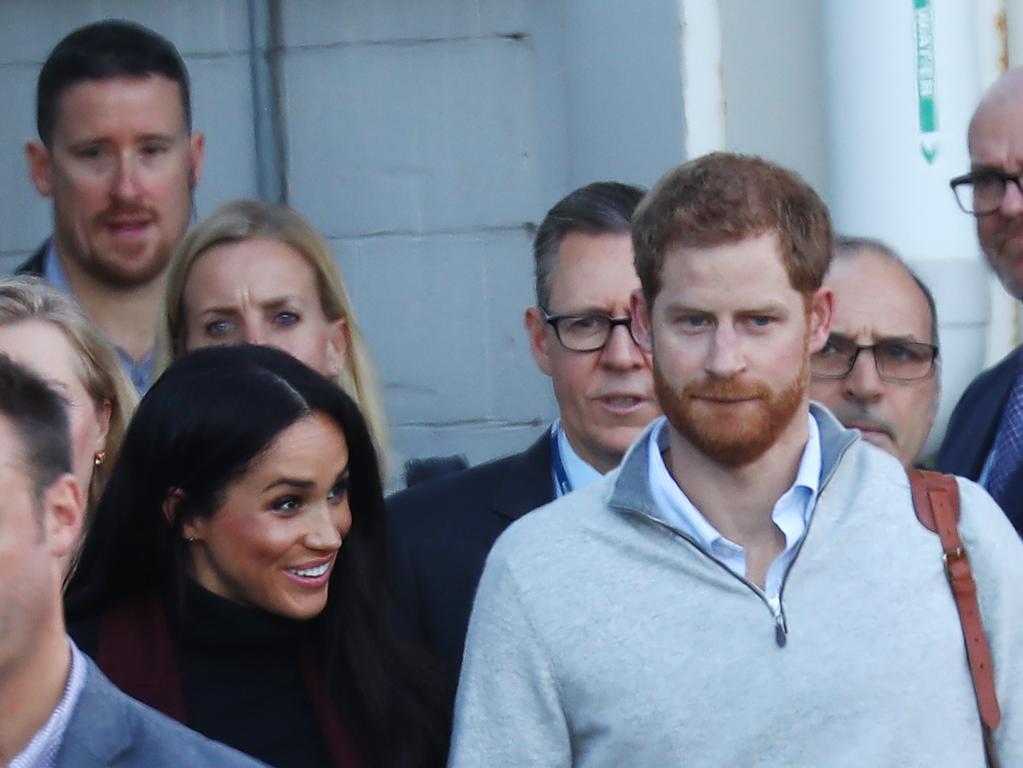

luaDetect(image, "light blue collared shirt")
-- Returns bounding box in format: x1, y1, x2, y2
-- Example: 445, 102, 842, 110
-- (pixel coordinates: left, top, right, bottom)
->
42, 241, 153, 393
9, 639, 88, 768
646, 414, 822, 602
550, 420, 603, 498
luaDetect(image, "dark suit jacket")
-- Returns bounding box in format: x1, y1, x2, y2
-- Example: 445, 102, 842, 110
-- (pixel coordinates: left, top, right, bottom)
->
56, 657, 267, 767
386, 433, 554, 689
16, 240, 46, 275
937, 346, 1023, 531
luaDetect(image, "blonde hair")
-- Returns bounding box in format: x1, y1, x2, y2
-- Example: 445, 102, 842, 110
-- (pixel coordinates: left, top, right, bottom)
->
0, 275, 138, 510
156, 199, 390, 473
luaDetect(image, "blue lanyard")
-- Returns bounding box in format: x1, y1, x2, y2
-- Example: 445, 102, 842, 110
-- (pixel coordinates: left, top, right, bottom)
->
550, 427, 572, 497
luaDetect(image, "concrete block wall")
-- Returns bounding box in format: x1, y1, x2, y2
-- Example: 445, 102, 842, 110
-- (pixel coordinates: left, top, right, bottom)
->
0, 0, 689, 475
280, 1, 561, 470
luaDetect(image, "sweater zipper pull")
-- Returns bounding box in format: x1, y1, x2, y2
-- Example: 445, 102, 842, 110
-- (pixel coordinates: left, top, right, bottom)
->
770, 598, 787, 647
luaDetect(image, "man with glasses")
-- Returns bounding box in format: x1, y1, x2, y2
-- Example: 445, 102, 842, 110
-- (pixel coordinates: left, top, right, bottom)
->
387, 182, 660, 690
810, 237, 940, 467
941, 67, 1023, 526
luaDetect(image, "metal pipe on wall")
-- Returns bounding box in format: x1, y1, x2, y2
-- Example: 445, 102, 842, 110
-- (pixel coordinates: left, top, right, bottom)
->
247, 0, 288, 203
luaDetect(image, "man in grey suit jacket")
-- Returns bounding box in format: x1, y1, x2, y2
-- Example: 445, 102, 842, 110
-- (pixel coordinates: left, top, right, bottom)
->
0, 355, 260, 767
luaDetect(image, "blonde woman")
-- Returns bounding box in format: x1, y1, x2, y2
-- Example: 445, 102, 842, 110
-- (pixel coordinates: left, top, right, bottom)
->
0, 275, 137, 520
156, 200, 389, 471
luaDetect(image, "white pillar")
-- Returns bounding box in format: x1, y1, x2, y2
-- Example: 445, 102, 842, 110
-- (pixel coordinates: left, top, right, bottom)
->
679, 0, 726, 158
821, 0, 997, 455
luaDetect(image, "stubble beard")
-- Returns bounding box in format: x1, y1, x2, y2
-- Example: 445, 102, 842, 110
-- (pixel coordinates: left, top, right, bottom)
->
78, 240, 172, 289
654, 354, 809, 468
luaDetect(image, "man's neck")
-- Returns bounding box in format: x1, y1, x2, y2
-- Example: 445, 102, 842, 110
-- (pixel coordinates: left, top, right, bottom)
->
665, 408, 811, 554
0, 620, 70, 763
56, 250, 164, 362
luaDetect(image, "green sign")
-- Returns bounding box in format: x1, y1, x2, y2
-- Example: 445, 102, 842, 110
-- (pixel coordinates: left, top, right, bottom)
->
915, 0, 938, 164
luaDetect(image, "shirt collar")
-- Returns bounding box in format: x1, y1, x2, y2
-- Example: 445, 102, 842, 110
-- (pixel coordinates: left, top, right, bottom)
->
551, 419, 604, 496
41, 240, 72, 293
42, 242, 153, 393
648, 413, 821, 552
9, 639, 88, 768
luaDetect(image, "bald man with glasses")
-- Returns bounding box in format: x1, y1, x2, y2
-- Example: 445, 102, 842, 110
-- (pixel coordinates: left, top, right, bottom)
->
809, 237, 940, 468
386, 182, 661, 693
940, 67, 1023, 527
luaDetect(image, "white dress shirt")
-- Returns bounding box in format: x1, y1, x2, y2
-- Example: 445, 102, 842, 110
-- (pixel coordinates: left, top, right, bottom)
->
646, 414, 821, 602
550, 420, 603, 497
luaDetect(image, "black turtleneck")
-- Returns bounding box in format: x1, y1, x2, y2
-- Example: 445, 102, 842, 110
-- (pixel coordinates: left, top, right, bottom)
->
173, 581, 332, 768
71, 581, 333, 768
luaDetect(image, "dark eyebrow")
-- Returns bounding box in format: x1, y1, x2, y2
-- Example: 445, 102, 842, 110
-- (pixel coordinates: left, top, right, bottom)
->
262, 478, 315, 493
262, 463, 350, 494
968, 164, 1013, 175
548, 307, 622, 317
875, 334, 930, 345
137, 133, 177, 143
829, 332, 928, 345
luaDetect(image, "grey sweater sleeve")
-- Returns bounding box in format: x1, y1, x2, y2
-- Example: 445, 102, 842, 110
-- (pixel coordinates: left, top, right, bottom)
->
448, 550, 572, 768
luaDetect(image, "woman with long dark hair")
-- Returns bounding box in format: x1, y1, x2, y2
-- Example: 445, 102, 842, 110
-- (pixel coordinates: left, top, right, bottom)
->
65, 345, 446, 767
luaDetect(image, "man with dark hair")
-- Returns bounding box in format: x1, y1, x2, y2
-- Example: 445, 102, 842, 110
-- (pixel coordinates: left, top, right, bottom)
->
22, 20, 205, 392
810, 236, 941, 467
449, 153, 1023, 766
387, 181, 660, 688
941, 67, 1023, 526
0, 355, 263, 768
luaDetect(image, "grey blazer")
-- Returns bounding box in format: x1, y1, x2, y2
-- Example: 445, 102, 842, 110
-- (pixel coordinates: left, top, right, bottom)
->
55, 659, 267, 768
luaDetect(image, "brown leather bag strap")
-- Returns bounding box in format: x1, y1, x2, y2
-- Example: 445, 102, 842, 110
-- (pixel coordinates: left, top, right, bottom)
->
909, 469, 1001, 767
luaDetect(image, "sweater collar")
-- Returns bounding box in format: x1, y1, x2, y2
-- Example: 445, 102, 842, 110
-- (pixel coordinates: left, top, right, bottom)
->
609, 403, 858, 525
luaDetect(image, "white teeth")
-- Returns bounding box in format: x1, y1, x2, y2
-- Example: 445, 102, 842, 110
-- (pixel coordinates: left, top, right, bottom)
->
290, 562, 329, 578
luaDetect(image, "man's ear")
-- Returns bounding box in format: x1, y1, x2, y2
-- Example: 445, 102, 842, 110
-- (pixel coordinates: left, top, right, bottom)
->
629, 289, 654, 353
26, 140, 53, 198
188, 132, 206, 190
807, 286, 834, 353
43, 474, 84, 559
525, 306, 553, 376
325, 317, 349, 379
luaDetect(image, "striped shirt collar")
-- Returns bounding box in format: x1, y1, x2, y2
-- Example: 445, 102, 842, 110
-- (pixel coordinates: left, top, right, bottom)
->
9, 639, 88, 768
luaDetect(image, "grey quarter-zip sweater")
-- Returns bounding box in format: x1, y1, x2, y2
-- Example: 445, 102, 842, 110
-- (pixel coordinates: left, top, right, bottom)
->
448, 405, 1023, 767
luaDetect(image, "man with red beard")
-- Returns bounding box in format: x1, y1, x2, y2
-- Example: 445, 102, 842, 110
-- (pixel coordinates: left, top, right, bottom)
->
449, 153, 1023, 768
21, 21, 204, 392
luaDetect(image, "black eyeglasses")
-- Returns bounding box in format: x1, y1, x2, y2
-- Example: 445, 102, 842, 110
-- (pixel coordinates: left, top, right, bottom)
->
811, 334, 938, 383
542, 309, 638, 352
950, 170, 1023, 215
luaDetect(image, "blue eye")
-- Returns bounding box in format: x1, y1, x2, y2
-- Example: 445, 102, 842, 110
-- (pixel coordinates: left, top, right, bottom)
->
274, 311, 300, 326
205, 319, 233, 337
